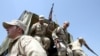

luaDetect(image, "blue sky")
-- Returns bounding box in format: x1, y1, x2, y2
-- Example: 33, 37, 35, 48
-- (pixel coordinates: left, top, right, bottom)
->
0, 0, 100, 56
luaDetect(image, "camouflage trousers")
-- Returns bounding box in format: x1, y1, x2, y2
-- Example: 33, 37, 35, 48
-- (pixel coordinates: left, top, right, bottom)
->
34, 35, 50, 50
67, 47, 73, 56
57, 42, 67, 56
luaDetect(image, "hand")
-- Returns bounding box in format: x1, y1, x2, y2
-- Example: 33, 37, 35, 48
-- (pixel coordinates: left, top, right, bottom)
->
54, 38, 59, 43
54, 38, 61, 49
56, 43, 61, 49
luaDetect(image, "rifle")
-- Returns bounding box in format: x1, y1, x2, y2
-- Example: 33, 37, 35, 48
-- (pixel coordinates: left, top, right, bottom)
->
83, 39, 99, 56
48, 3, 54, 22
47, 3, 55, 34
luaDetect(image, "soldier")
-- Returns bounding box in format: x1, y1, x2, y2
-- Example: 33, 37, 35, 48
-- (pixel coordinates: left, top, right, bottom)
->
30, 15, 51, 51
52, 21, 73, 56
68, 37, 98, 56
1, 20, 47, 56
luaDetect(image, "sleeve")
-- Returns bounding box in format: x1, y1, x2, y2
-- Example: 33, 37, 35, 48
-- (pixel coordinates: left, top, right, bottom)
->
47, 22, 54, 32
44, 23, 48, 30
52, 27, 60, 40
29, 23, 36, 35
45, 23, 48, 27
19, 35, 47, 56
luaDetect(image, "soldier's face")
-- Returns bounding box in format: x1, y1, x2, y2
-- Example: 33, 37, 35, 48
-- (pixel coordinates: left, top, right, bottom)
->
63, 23, 69, 29
39, 20, 44, 24
6, 25, 18, 38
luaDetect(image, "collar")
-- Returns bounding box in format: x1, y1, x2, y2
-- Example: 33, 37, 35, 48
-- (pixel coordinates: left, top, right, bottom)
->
10, 35, 21, 42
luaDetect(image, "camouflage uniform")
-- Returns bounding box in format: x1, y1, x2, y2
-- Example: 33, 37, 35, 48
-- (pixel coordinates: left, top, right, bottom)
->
31, 22, 50, 50
7, 35, 47, 56
69, 39, 86, 56
1, 20, 47, 56
52, 27, 73, 56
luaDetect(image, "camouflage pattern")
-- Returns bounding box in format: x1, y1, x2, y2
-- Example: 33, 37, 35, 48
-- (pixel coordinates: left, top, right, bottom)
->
52, 27, 73, 56
7, 35, 47, 56
0, 10, 74, 56
30, 22, 51, 50
69, 38, 87, 56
